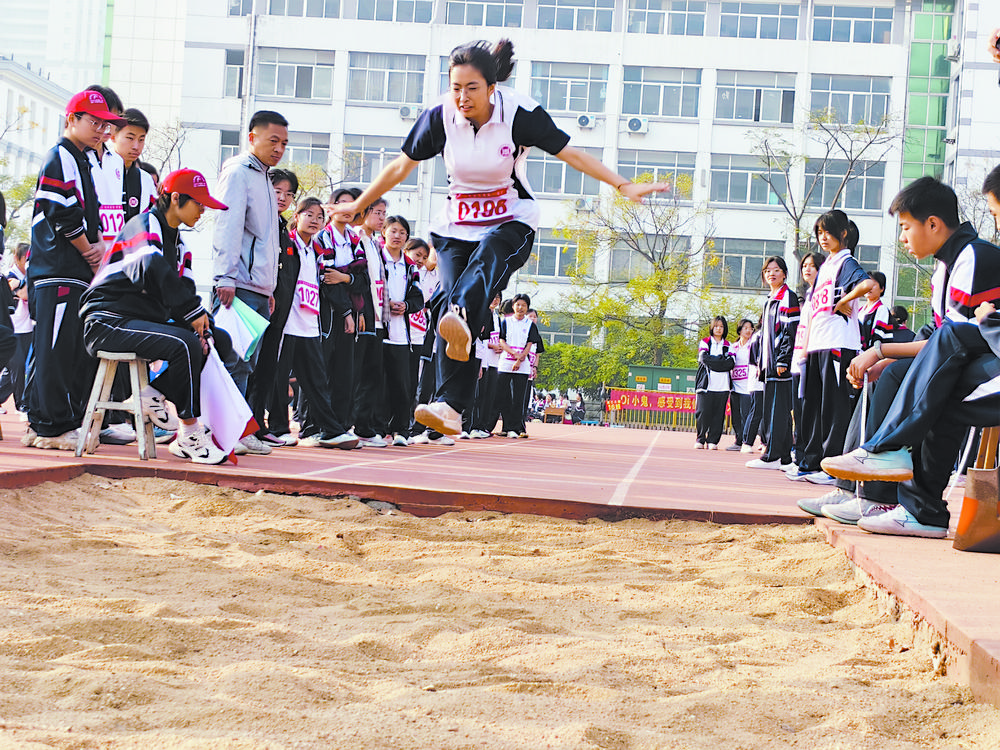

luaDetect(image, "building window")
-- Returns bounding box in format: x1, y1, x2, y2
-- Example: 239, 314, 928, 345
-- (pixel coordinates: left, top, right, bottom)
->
357, 0, 432, 22
523, 229, 578, 278
628, 0, 704, 35
810, 74, 890, 124
537, 0, 614, 32
530, 62, 608, 113
609, 235, 689, 282
439, 57, 450, 96
348, 52, 424, 105
813, 5, 892, 44
257, 48, 334, 100
716, 71, 795, 124
285, 133, 331, 166
229, 0, 253, 14
526, 148, 603, 195
224, 49, 244, 99
617, 150, 696, 187
344, 135, 419, 187
445, 0, 522, 26
220, 130, 240, 164
854, 244, 880, 273
720, 2, 798, 40
622, 66, 700, 118
804, 159, 884, 211
710, 154, 785, 205
268, 0, 341, 16
537, 312, 591, 345
704, 238, 782, 290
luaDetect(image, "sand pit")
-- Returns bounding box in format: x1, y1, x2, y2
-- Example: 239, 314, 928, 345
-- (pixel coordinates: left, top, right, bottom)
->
0, 475, 998, 749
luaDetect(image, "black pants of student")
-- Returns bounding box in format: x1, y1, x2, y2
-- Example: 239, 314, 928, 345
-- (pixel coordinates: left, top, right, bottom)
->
473, 365, 498, 433
0, 331, 31, 410
246, 296, 293, 437
430, 221, 535, 416
792, 373, 804, 457
863, 322, 1000, 527
798, 349, 856, 473
353, 331, 386, 438
381, 341, 412, 437
327, 325, 357, 429
742, 389, 763, 446
498, 371, 530, 435
0, 327, 16, 392
275, 334, 348, 438
761, 378, 794, 464
82, 315, 204, 420
25, 282, 95, 437
729, 391, 752, 447
695, 390, 728, 445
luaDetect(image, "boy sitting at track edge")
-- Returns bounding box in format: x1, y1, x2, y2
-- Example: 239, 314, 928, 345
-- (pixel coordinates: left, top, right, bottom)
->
820, 174, 1000, 538
80, 168, 231, 465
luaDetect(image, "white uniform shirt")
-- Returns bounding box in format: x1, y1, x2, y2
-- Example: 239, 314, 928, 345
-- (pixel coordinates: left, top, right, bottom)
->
730, 339, 752, 396
88, 148, 126, 242
806, 249, 869, 354
359, 232, 385, 331
498, 315, 538, 375
383, 250, 408, 345
283, 234, 321, 338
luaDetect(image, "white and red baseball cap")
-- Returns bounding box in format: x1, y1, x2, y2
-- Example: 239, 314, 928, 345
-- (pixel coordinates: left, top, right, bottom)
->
65, 90, 126, 124
160, 169, 228, 210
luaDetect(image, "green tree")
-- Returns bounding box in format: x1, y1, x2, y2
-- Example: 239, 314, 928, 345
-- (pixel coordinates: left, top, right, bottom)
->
558, 173, 717, 367
534, 342, 628, 397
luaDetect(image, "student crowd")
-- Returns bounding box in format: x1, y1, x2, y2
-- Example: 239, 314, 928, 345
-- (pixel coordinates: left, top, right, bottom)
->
695, 177, 1000, 540
2, 83, 549, 467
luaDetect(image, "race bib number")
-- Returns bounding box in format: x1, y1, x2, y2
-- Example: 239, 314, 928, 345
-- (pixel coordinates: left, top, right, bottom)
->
375, 280, 385, 307
451, 188, 513, 226
811, 281, 833, 314
489, 331, 500, 346
504, 345, 524, 361
409, 308, 428, 333
732, 365, 748, 380
296, 280, 320, 314
99, 204, 125, 239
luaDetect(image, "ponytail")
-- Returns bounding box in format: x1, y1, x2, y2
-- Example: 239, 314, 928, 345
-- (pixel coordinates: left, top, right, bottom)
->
449, 38, 515, 85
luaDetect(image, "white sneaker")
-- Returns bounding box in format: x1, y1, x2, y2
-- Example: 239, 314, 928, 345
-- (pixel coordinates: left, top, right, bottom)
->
458, 431, 471, 440
298, 434, 321, 448
141, 387, 179, 430
235, 434, 272, 455
745, 457, 791, 470
437, 307, 471, 362
693, 441, 704, 449
274, 433, 298, 446
408, 432, 430, 445
797, 487, 854, 518
506, 431, 519, 439
739, 444, 753, 454
99, 423, 137, 445
392, 434, 409, 446
822, 496, 887, 525
707, 443, 718, 450
857, 504, 948, 538
318, 432, 361, 450
804, 471, 837, 485
359, 435, 389, 448
428, 434, 455, 446
168, 425, 227, 464
822, 447, 914, 482
414, 401, 462, 435
470, 429, 490, 439
33, 429, 79, 451
21, 426, 38, 447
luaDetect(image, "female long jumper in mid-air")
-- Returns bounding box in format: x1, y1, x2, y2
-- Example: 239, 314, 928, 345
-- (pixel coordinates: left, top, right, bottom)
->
336, 38, 669, 435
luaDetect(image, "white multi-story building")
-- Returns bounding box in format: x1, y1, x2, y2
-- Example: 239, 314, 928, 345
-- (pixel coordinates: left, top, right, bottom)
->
169, 1, 996, 341
0, 56, 73, 179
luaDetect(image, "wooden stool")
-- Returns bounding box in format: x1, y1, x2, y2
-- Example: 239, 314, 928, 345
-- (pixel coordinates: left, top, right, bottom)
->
76, 351, 156, 460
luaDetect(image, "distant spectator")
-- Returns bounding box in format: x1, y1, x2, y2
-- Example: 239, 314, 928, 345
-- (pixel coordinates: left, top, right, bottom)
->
890, 305, 916, 343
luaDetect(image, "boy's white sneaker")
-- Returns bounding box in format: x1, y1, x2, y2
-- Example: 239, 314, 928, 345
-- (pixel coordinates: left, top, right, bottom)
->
169, 425, 227, 464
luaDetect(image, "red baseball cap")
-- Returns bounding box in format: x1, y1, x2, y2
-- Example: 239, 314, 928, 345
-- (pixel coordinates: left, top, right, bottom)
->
160, 169, 228, 210
65, 90, 126, 124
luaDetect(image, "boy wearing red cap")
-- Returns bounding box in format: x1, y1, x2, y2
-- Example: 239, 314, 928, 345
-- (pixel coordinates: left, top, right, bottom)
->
80, 169, 232, 464
24, 89, 126, 450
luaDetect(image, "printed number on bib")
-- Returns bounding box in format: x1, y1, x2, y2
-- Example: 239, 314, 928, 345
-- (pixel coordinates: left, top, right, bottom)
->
409, 308, 428, 333
100, 205, 125, 239
732, 365, 748, 380
452, 188, 512, 226
375, 280, 385, 307
812, 282, 833, 314
296, 280, 320, 314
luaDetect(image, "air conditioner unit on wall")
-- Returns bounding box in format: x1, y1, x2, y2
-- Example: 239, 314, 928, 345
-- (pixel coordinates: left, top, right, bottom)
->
573, 197, 593, 211
577, 114, 596, 129
399, 105, 422, 120
945, 36, 961, 62
626, 117, 648, 134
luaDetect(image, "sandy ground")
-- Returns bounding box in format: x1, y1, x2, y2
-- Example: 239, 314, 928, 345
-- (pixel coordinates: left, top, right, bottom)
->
0, 475, 998, 749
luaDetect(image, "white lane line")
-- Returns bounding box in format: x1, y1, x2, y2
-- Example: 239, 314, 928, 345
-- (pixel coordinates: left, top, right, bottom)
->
608, 431, 661, 506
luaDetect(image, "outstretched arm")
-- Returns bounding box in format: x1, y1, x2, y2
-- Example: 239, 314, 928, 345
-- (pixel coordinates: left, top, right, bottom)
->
554, 145, 670, 203
334, 153, 420, 218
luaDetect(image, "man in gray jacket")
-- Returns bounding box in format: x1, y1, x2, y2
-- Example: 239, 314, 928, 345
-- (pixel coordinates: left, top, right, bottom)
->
212, 109, 288, 455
